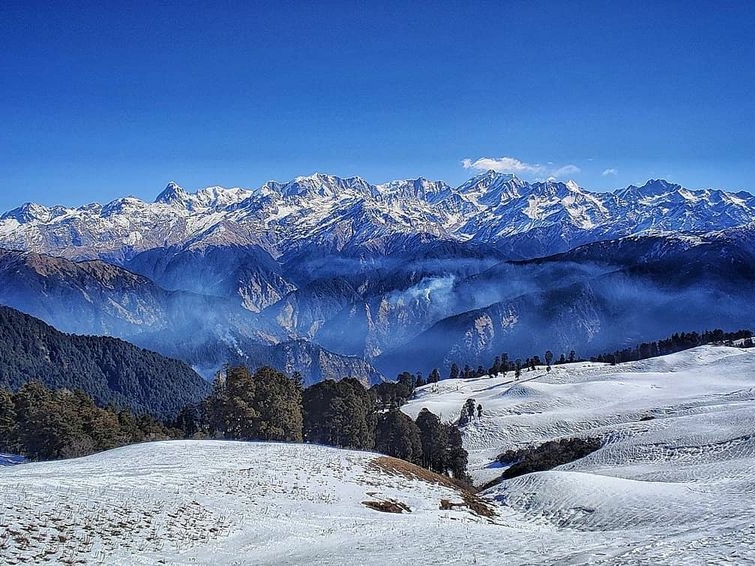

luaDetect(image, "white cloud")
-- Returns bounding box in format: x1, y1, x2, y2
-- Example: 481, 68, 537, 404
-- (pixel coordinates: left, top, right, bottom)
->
462, 156, 546, 175
551, 164, 581, 177
602, 168, 618, 176
462, 156, 580, 179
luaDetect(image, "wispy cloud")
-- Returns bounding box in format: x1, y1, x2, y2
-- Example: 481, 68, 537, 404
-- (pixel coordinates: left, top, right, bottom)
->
602, 168, 618, 176
552, 164, 581, 177
462, 156, 580, 179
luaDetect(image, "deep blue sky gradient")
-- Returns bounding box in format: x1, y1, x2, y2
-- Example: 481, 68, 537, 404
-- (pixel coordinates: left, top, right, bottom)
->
1, 0, 754, 209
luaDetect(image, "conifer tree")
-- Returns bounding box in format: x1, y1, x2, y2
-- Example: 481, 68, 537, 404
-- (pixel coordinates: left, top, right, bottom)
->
489, 355, 501, 376
375, 410, 423, 464
205, 366, 302, 442
303, 378, 375, 449
449, 363, 460, 380
0, 389, 17, 453
415, 408, 444, 472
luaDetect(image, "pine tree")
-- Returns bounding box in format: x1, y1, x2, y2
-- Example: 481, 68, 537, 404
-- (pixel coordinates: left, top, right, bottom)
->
396, 372, 415, 399
428, 368, 441, 384
249, 366, 303, 442
205, 366, 259, 440
449, 363, 460, 380
0, 389, 17, 453
303, 378, 375, 449
375, 410, 423, 464
445, 426, 469, 482
458, 398, 476, 426
489, 355, 501, 375
415, 408, 444, 471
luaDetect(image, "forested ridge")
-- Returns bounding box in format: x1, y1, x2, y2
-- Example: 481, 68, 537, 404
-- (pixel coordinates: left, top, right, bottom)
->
0, 306, 209, 419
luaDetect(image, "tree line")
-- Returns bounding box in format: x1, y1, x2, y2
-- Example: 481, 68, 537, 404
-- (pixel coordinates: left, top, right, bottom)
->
591, 329, 754, 365
403, 348, 579, 388
401, 328, 754, 384
0, 381, 177, 461
2, 366, 469, 482
200, 366, 469, 481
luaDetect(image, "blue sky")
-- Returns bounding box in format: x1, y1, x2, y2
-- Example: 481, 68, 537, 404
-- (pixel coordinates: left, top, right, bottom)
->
1, 0, 754, 210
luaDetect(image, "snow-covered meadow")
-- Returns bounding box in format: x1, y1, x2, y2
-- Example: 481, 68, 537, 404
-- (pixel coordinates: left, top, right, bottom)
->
405, 345, 755, 562
2, 345, 754, 564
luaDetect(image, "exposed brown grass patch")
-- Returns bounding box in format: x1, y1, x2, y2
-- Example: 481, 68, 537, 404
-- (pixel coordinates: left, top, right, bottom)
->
369, 456, 496, 519
362, 499, 411, 513
440, 498, 465, 510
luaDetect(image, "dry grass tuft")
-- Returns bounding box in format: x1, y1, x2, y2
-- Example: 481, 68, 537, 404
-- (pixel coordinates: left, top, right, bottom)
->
369, 456, 496, 519
362, 500, 411, 513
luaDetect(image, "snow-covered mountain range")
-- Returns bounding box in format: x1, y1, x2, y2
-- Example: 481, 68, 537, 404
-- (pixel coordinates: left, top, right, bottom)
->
2, 172, 753, 262
0, 172, 753, 381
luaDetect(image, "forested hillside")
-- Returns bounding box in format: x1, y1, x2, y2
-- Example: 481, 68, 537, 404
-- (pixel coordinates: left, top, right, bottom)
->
0, 306, 209, 418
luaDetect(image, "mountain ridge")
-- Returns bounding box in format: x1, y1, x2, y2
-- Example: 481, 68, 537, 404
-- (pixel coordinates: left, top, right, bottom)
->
1, 173, 753, 383
2, 172, 753, 263
0, 305, 209, 418
0, 248, 386, 385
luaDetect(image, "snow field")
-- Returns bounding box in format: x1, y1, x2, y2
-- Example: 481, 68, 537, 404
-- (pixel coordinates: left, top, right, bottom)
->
404, 345, 755, 563
1, 345, 754, 564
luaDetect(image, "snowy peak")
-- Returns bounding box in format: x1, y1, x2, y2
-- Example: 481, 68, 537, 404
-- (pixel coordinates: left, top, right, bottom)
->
154, 181, 189, 205
154, 182, 253, 211
640, 178, 681, 194
100, 196, 149, 217
275, 173, 376, 199
0, 172, 753, 261
456, 171, 524, 206
1, 202, 54, 223
615, 179, 682, 201
377, 177, 452, 203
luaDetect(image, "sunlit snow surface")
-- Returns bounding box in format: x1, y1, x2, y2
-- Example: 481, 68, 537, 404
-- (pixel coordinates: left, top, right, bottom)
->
404, 345, 755, 563
2, 346, 755, 564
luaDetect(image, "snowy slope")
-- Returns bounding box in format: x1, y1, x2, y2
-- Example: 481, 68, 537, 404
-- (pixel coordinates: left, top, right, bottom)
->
2, 346, 754, 565
0, 441, 552, 565
403, 345, 755, 563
